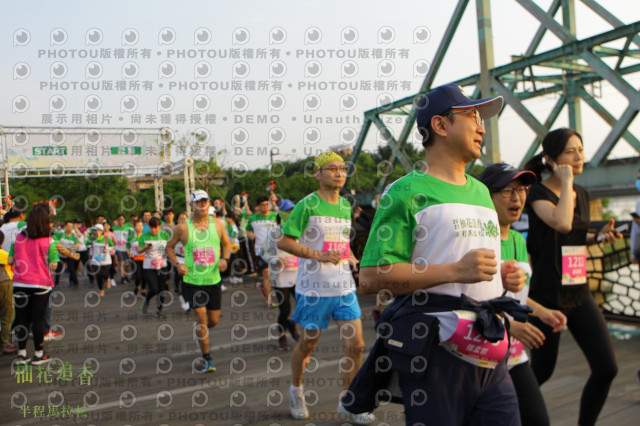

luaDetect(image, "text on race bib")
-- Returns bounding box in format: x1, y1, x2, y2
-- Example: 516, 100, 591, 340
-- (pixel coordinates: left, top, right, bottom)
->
561, 245, 587, 285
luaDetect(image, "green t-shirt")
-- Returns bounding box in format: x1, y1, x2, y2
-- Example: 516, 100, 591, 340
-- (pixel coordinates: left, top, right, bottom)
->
127, 232, 145, 257
246, 212, 278, 256
361, 170, 503, 300
112, 225, 131, 252
281, 192, 354, 297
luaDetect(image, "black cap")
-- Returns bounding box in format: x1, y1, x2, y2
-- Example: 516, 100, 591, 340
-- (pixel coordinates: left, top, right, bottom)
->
478, 163, 536, 192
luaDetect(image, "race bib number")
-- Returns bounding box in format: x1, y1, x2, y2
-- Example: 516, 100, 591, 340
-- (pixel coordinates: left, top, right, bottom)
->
561, 245, 587, 285
322, 241, 349, 260
508, 336, 524, 364
150, 257, 166, 269
193, 246, 216, 266
441, 310, 509, 369
282, 255, 299, 270
93, 243, 106, 262
147, 241, 167, 269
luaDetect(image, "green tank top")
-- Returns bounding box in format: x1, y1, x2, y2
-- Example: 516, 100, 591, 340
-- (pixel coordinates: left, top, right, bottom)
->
183, 217, 221, 286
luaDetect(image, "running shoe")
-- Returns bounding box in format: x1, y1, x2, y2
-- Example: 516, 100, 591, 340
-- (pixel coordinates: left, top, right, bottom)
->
205, 358, 216, 372
221, 284, 227, 293
30, 353, 49, 366
288, 323, 300, 342
257, 282, 266, 298
2, 342, 17, 354
289, 387, 309, 420
337, 399, 376, 425
44, 330, 62, 341
16, 354, 29, 365
179, 295, 190, 312
278, 335, 290, 351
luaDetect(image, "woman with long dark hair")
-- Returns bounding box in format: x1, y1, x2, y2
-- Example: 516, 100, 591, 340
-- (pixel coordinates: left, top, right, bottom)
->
524, 128, 620, 426
8, 205, 59, 365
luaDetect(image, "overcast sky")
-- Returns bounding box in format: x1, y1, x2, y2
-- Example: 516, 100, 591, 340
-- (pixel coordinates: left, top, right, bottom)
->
1, 0, 639, 172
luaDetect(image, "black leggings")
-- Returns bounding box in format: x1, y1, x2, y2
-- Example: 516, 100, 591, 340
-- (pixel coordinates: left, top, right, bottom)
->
78, 250, 92, 283
144, 268, 170, 311
13, 288, 51, 351
94, 265, 111, 291
529, 294, 618, 426
109, 255, 117, 279
54, 257, 78, 287
133, 260, 146, 292
273, 286, 295, 334
508, 361, 549, 426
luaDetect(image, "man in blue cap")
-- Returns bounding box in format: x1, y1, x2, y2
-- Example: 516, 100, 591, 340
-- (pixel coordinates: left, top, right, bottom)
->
340, 83, 528, 425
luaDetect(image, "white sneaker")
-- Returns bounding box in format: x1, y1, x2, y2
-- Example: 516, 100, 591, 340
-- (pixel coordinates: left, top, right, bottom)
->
110, 279, 117, 287
179, 295, 190, 312
289, 387, 309, 420
220, 284, 227, 292
337, 400, 376, 425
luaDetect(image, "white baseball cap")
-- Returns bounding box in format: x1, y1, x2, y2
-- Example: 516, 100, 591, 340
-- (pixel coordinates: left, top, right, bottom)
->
190, 190, 210, 203
93, 224, 104, 231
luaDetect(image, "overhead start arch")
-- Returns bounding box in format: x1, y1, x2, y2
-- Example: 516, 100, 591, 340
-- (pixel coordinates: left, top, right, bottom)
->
0, 126, 195, 212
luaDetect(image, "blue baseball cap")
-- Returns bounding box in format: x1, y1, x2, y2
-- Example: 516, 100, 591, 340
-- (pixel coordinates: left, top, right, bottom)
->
416, 83, 504, 131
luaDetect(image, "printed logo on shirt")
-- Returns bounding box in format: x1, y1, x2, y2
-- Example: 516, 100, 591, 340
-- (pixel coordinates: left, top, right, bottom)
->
452, 218, 499, 238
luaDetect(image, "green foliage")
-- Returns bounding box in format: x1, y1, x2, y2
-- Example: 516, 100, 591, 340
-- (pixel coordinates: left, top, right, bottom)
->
10, 175, 133, 224
7, 145, 429, 220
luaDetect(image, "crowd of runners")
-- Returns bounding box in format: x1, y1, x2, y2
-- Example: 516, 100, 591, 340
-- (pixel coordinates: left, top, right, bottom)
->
0, 83, 633, 425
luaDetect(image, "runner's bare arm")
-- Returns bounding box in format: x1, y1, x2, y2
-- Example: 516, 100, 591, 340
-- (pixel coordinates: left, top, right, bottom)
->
216, 218, 231, 272
277, 234, 340, 264
56, 243, 72, 257
216, 219, 231, 260
359, 249, 498, 295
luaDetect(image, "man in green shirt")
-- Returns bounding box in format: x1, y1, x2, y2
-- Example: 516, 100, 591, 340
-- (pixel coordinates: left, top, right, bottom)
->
278, 152, 364, 421
247, 195, 278, 308
167, 190, 231, 372
113, 214, 132, 285
342, 83, 527, 425
53, 220, 80, 288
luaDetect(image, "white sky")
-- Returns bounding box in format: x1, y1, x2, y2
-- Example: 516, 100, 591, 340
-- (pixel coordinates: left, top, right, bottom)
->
1, 0, 639, 171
